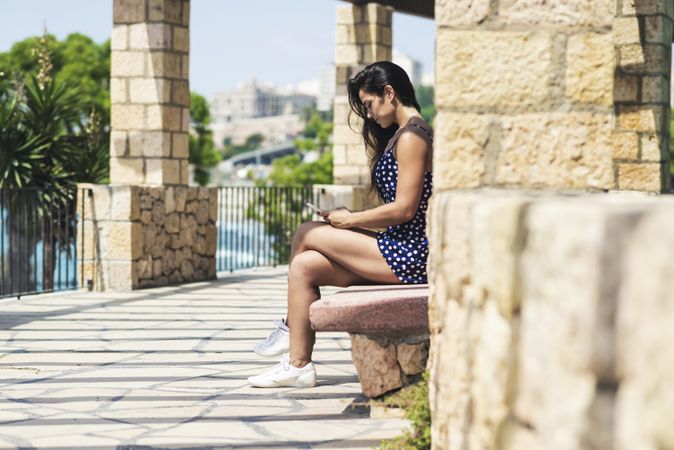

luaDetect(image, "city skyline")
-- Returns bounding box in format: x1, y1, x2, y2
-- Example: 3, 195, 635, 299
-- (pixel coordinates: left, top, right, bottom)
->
0, 0, 435, 98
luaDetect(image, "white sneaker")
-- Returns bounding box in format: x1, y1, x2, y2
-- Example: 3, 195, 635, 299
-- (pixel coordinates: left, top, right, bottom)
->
247, 354, 317, 388
254, 319, 290, 357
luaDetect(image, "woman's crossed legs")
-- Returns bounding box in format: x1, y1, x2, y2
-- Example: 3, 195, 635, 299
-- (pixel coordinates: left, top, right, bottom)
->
247, 221, 401, 388
287, 221, 401, 367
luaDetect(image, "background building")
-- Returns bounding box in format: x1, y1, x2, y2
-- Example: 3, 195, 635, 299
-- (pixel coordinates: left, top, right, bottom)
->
210, 114, 305, 148
211, 80, 315, 124
210, 80, 316, 147
393, 51, 422, 86
317, 66, 336, 112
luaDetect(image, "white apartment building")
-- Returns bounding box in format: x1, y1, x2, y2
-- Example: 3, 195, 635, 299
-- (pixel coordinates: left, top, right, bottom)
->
209, 80, 316, 149
211, 80, 315, 125
317, 66, 336, 112
393, 51, 422, 86
211, 114, 305, 148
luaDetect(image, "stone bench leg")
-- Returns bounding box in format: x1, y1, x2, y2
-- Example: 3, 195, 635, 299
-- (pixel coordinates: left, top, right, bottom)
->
349, 333, 429, 398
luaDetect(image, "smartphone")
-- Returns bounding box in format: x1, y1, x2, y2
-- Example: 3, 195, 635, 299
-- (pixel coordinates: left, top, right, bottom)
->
306, 202, 322, 215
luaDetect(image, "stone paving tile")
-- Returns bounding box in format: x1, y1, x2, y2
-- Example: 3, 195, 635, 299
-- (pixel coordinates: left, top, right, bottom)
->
0, 266, 408, 449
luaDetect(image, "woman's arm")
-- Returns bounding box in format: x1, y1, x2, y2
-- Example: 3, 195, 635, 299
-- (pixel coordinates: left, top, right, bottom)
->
325, 130, 429, 229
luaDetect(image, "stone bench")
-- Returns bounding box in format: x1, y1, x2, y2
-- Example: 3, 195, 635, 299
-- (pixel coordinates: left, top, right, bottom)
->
309, 284, 429, 397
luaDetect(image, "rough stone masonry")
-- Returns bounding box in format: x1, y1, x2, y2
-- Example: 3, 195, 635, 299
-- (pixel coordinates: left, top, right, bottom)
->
428, 0, 674, 448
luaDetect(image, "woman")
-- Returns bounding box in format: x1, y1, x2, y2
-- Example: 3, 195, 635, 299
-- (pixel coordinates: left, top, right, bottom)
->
247, 61, 433, 388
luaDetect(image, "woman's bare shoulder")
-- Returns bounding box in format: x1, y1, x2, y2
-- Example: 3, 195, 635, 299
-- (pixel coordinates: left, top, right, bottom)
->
396, 127, 431, 152
395, 131, 430, 165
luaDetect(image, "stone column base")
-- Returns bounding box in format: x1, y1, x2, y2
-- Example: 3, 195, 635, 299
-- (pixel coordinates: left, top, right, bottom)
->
350, 333, 429, 398
78, 184, 217, 291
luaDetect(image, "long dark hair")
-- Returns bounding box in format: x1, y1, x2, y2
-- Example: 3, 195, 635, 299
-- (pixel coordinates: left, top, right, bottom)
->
347, 61, 421, 197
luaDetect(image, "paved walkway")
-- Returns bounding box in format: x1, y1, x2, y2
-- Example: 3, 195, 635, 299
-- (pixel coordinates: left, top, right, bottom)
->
0, 267, 408, 449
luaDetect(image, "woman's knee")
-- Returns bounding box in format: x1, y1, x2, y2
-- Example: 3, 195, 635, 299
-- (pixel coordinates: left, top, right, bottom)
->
292, 221, 327, 250
288, 250, 325, 282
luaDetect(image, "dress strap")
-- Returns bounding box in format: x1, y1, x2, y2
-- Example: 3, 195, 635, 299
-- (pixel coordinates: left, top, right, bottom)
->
406, 122, 433, 143
385, 117, 433, 151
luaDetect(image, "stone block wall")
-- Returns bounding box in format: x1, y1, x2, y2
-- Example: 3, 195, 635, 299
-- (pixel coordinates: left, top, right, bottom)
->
427, 190, 674, 450
434, 0, 673, 192
614, 1, 673, 190
428, 0, 674, 447
110, 0, 191, 185
78, 184, 216, 290
333, 3, 393, 186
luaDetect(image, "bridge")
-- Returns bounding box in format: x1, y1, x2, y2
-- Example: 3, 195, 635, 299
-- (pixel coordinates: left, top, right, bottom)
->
228, 143, 299, 166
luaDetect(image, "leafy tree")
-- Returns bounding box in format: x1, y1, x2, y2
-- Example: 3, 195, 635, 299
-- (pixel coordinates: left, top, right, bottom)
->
244, 133, 264, 149
0, 33, 109, 293
303, 112, 323, 139
415, 84, 435, 125
293, 137, 317, 153
300, 110, 333, 154
0, 32, 107, 189
266, 152, 333, 187
0, 91, 49, 188
221, 133, 266, 160
190, 91, 211, 125
0, 32, 110, 124
189, 92, 220, 186
245, 112, 333, 263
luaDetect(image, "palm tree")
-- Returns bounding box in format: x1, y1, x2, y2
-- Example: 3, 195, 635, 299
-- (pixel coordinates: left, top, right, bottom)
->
0, 33, 109, 296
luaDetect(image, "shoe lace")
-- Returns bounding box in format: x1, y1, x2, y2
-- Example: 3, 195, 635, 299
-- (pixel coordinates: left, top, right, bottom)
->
281, 354, 290, 371
262, 320, 285, 345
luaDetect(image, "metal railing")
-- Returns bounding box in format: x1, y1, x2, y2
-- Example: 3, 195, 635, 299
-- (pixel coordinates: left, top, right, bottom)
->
216, 186, 319, 272
0, 187, 90, 299
1, 185, 319, 297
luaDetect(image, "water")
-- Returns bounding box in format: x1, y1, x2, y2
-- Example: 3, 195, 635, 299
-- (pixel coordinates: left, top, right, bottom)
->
1, 203, 283, 296
216, 219, 278, 272
0, 205, 78, 296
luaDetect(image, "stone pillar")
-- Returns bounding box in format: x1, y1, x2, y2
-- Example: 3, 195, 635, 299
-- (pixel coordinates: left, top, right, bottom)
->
429, 1, 674, 449
427, 191, 674, 450
324, 3, 392, 211
110, 0, 190, 185
614, 2, 673, 191
433, 0, 672, 193
77, 0, 217, 291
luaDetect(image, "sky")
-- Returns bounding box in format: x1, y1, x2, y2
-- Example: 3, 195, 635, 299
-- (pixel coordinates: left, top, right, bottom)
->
0, 0, 435, 98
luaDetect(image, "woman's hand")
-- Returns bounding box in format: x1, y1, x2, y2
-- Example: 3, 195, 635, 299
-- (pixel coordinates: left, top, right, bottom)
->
320, 206, 353, 229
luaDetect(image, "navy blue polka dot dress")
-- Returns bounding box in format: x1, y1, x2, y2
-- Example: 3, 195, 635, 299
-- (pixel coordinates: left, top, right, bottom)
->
374, 116, 433, 284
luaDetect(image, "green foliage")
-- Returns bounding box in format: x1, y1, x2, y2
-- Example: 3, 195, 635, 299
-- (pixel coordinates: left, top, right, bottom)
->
0, 91, 50, 188
190, 91, 211, 125
301, 110, 333, 151
0, 31, 110, 188
249, 152, 331, 262
189, 92, 221, 186
0, 33, 109, 189
294, 137, 317, 152
1, 31, 109, 292
264, 109, 334, 187
245, 186, 315, 264
221, 133, 266, 160
265, 151, 333, 187
0, 32, 110, 124
0, 33, 104, 291
379, 371, 431, 450
246, 109, 333, 263
66, 108, 110, 184
415, 85, 436, 126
